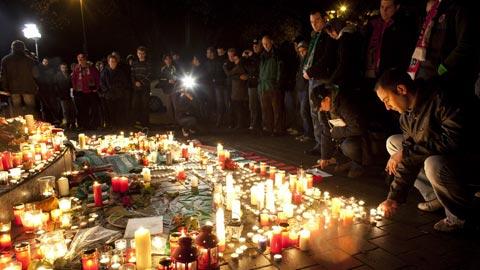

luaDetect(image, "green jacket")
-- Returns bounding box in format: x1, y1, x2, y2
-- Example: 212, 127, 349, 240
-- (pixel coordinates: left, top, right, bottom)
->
258, 50, 282, 93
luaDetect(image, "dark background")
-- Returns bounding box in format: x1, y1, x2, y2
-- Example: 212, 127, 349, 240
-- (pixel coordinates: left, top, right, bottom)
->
0, 0, 422, 67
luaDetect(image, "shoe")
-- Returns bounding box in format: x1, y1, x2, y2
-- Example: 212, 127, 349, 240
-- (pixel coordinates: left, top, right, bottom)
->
305, 148, 321, 156
334, 161, 351, 173
433, 217, 465, 233
347, 166, 365, 178
417, 199, 443, 212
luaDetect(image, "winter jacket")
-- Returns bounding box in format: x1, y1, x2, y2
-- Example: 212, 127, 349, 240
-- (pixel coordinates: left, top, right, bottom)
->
54, 71, 72, 100
319, 89, 367, 160
243, 53, 261, 88
71, 64, 100, 94
364, 13, 417, 78
224, 62, 248, 101
294, 57, 308, 93
388, 83, 478, 203
159, 65, 177, 94
100, 67, 132, 100
303, 31, 337, 80
205, 58, 226, 87
258, 50, 283, 93
0, 50, 38, 94
131, 59, 152, 92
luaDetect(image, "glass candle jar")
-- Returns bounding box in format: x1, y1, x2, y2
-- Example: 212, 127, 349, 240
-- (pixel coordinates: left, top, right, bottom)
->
14, 242, 31, 270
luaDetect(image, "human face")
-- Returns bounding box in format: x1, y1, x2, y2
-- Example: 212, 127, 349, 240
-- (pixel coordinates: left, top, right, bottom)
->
253, 43, 262, 54
137, 50, 146, 61
227, 51, 236, 62
233, 55, 240, 64
164, 56, 173, 66
42, 58, 49, 66
108, 57, 118, 69
77, 54, 87, 66
60, 64, 68, 73
298, 47, 308, 58
375, 85, 409, 113
310, 12, 326, 32
380, 0, 399, 22
319, 97, 331, 112
262, 37, 273, 52
217, 48, 225, 56
192, 56, 200, 66
206, 49, 215, 59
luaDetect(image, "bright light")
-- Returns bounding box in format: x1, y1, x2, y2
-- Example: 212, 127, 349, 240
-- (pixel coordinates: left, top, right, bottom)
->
22, 24, 41, 39
181, 75, 196, 89
339, 5, 347, 12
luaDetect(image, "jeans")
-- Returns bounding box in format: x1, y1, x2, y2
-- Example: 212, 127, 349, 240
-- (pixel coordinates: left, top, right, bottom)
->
284, 90, 300, 130
60, 99, 76, 127
232, 100, 248, 128
73, 91, 101, 129
308, 79, 323, 149
106, 97, 129, 127
387, 135, 436, 201
214, 84, 228, 124
248, 88, 261, 129
260, 90, 284, 133
338, 137, 363, 168
11, 94, 37, 117
131, 90, 149, 125
298, 90, 313, 137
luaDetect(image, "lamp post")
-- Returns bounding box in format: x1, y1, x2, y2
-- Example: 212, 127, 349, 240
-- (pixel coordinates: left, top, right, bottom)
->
79, 0, 88, 54
22, 24, 41, 58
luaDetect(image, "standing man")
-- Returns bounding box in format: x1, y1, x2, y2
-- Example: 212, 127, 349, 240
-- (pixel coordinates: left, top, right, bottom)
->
243, 39, 263, 131
258, 35, 283, 136
0, 40, 38, 117
54, 63, 75, 129
36, 57, 60, 123
131, 46, 152, 127
159, 54, 178, 123
303, 9, 337, 155
205, 47, 227, 127
375, 69, 479, 232
71, 53, 101, 130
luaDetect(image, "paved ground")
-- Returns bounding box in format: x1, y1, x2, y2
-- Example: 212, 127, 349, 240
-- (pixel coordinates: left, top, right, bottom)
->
71, 124, 480, 270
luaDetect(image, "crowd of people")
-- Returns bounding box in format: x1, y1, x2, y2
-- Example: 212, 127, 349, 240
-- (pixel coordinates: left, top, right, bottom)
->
1, 0, 479, 232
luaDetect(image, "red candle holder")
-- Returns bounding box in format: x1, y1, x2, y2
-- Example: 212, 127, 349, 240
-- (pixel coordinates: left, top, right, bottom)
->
93, 182, 103, 207
14, 242, 31, 270
270, 227, 282, 254
13, 204, 24, 226
81, 248, 99, 270
292, 192, 302, 205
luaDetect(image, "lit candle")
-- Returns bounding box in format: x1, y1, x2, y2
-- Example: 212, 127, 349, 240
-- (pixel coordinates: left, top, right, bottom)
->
60, 214, 71, 229
216, 143, 223, 157
269, 166, 276, 180
0, 233, 12, 249
93, 182, 103, 207
134, 227, 152, 270
299, 229, 310, 251
78, 133, 86, 149
288, 230, 298, 247
224, 150, 230, 160
343, 206, 354, 226
57, 177, 70, 197
13, 204, 24, 226
50, 209, 62, 222
270, 226, 282, 254
141, 168, 151, 187
4, 261, 22, 270
58, 197, 72, 212
81, 249, 99, 270
14, 242, 31, 270
331, 198, 342, 217
283, 203, 294, 218
215, 208, 226, 251
152, 236, 166, 254
259, 162, 267, 176
259, 212, 270, 227
25, 114, 35, 133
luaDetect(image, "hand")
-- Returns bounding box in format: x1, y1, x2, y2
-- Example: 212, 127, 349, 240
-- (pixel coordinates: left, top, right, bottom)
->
135, 81, 142, 87
385, 150, 402, 175
318, 157, 336, 169
303, 71, 310, 80
168, 79, 175, 84
240, 74, 248, 80
378, 199, 398, 218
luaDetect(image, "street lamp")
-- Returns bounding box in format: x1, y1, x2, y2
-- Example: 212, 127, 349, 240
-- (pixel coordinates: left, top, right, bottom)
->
22, 23, 41, 58
79, 0, 88, 54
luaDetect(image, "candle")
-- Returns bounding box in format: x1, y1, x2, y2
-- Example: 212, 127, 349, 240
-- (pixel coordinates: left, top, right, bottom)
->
114, 239, 127, 251
283, 203, 294, 218
289, 230, 298, 247
141, 168, 151, 187
299, 229, 310, 251
258, 236, 267, 252
224, 150, 230, 160
58, 197, 72, 212
0, 233, 12, 249
273, 254, 282, 262
343, 206, 354, 226
0, 222, 10, 233
152, 236, 166, 254
259, 162, 267, 176
21, 210, 43, 233
93, 182, 103, 207
25, 115, 35, 133
216, 143, 223, 156
81, 249, 99, 270
270, 226, 282, 254
14, 242, 31, 270
60, 214, 71, 229
231, 199, 241, 219
57, 177, 69, 197
135, 227, 152, 270
215, 208, 225, 251
269, 166, 276, 180
259, 212, 270, 227
292, 191, 302, 205
50, 209, 62, 222
4, 261, 22, 270
206, 165, 213, 175
78, 133, 86, 149
331, 198, 342, 217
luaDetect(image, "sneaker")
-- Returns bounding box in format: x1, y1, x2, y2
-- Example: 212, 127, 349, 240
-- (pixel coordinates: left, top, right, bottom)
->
347, 166, 365, 178
433, 217, 465, 233
417, 199, 443, 212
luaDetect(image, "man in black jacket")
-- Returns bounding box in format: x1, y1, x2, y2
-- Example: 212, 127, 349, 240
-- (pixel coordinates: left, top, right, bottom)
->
54, 63, 75, 129
303, 9, 337, 155
205, 47, 227, 127
131, 46, 152, 127
0, 40, 38, 117
313, 84, 366, 178
243, 39, 263, 131
376, 69, 480, 232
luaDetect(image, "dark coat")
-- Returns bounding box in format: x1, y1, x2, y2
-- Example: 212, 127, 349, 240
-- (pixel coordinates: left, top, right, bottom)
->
294, 57, 308, 93
320, 90, 367, 160
364, 13, 417, 77
224, 62, 248, 101
54, 71, 72, 100
100, 67, 132, 100
131, 59, 153, 91
388, 83, 479, 203
243, 53, 261, 88
205, 58, 226, 86
304, 31, 337, 80
258, 49, 283, 93
0, 50, 38, 94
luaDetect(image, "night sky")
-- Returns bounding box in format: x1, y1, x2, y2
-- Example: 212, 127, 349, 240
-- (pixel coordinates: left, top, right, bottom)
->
1, 0, 420, 67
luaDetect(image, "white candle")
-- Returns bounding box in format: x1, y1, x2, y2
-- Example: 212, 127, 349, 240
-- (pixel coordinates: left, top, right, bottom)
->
224, 150, 230, 159
217, 143, 223, 156
232, 199, 241, 219
283, 203, 294, 218
216, 208, 226, 248
78, 133, 86, 149
135, 227, 152, 270
58, 197, 72, 212
57, 177, 70, 197
299, 229, 310, 251
191, 177, 199, 188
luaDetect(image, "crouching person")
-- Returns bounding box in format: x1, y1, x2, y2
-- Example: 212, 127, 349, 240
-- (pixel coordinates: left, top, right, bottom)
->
313, 84, 367, 178
173, 89, 199, 137
376, 69, 480, 232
